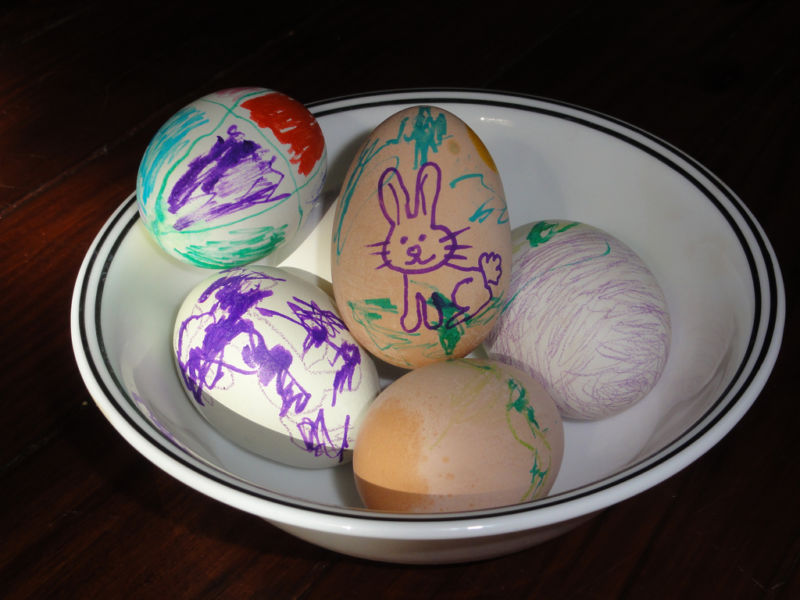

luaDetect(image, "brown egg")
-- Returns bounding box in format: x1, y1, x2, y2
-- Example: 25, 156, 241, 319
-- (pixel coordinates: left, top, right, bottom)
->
352, 359, 564, 513
331, 105, 511, 368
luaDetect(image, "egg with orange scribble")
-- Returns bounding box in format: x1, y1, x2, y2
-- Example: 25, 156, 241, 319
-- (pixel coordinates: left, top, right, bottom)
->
352, 358, 564, 513
330, 105, 511, 369
137, 87, 327, 268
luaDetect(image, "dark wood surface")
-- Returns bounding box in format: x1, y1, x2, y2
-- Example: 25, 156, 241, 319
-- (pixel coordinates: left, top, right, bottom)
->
1, 1, 797, 597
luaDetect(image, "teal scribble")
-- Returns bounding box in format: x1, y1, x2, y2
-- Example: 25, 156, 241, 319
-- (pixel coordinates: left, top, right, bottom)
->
469, 202, 494, 223
138, 106, 209, 215
450, 172, 488, 189
526, 221, 579, 247
143, 89, 266, 234
468, 200, 509, 225
449, 173, 508, 225
333, 119, 408, 258
404, 106, 448, 169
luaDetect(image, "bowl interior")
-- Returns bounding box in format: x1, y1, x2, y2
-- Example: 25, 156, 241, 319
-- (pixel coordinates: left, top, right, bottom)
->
82, 93, 768, 518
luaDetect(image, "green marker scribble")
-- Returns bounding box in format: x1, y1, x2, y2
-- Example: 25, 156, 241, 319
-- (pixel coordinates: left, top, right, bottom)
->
527, 455, 548, 501
364, 297, 397, 311
346, 298, 426, 368
428, 292, 463, 355
360, 297, 398, 323
346, 270, 505, 362
176, 224, 287, 268
414, 279, 492, 356
507, 379, 539, 429
526, 221, 579, 247
505, 377, 552, 502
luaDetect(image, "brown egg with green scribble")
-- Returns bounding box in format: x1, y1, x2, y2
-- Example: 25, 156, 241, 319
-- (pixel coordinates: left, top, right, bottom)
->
353, 359, 564, 513
330, 105, 511, 368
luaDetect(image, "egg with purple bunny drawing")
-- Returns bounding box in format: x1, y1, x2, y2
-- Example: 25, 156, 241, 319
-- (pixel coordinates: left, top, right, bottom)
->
330, 105, 511, 369
173, 265, 380, 468
485, 221, 671, 420
137, 88, 327, 269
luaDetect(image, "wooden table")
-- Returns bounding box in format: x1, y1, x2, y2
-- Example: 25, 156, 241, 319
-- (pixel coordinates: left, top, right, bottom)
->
1, 1, 796, 597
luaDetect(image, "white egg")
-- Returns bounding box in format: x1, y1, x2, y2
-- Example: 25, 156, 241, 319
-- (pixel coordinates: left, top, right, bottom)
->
138, 87, 327, 268
173, 265, 379, 467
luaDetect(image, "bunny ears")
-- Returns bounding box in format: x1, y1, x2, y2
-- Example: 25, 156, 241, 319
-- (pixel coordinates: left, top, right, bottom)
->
378, 161, 442, 226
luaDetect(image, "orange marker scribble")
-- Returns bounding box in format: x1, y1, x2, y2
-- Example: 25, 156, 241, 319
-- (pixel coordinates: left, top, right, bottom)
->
466, 126, 497, 173
241, 92, 324, 176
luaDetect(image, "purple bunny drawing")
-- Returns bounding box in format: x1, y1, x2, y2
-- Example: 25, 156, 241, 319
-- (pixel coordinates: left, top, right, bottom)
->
369, 161, 503, 334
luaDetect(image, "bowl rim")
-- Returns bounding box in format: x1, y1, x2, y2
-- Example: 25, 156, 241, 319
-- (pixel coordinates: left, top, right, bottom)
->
70, 88, 785, 537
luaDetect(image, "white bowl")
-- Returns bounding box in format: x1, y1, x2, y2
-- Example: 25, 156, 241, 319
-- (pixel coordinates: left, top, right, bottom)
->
71, 89, 785, 564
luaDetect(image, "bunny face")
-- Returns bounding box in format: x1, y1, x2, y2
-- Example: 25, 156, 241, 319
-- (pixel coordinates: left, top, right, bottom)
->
380, 224, 458, 274
372, 162, 466, 275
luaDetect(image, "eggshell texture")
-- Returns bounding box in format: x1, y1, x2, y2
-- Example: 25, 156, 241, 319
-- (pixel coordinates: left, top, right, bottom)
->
353, 358, 564, 513
485, 220, 671, 420
138, 87, 327, 268
173, 265, 379, 468
331, 105, 511, 368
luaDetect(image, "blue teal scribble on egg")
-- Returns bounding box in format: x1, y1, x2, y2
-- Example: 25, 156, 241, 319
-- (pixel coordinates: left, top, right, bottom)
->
137, 87, 327, 268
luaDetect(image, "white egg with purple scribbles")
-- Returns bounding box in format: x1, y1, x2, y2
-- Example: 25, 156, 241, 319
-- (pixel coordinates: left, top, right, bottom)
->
173, 265, 380, 467
137, 88, 327, 269
485, 221, 671, 420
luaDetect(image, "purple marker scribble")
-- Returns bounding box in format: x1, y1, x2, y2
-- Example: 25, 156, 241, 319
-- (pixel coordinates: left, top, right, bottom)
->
176, 269, 281, 404
298, 411, 351, 459
175, 268, 363, 460
257, 296, 362, 407
486, 223, 671, 420
367, 161, 503, 333
168, 124, 291, 230
241, 337, 312, 419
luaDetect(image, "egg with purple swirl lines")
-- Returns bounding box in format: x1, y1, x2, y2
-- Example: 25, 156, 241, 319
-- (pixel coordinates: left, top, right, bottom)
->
485, 221, 671, 420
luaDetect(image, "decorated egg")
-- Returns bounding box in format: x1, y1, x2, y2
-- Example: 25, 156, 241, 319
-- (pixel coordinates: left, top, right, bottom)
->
138, 87, 327, 268
173, 265, 379, 468
353, 358, 564, 513
485, 220, 671, 420
330, 105, 511, 368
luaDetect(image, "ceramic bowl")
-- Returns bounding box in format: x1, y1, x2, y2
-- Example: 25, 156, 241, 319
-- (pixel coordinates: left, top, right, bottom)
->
71, 89, 784, 564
